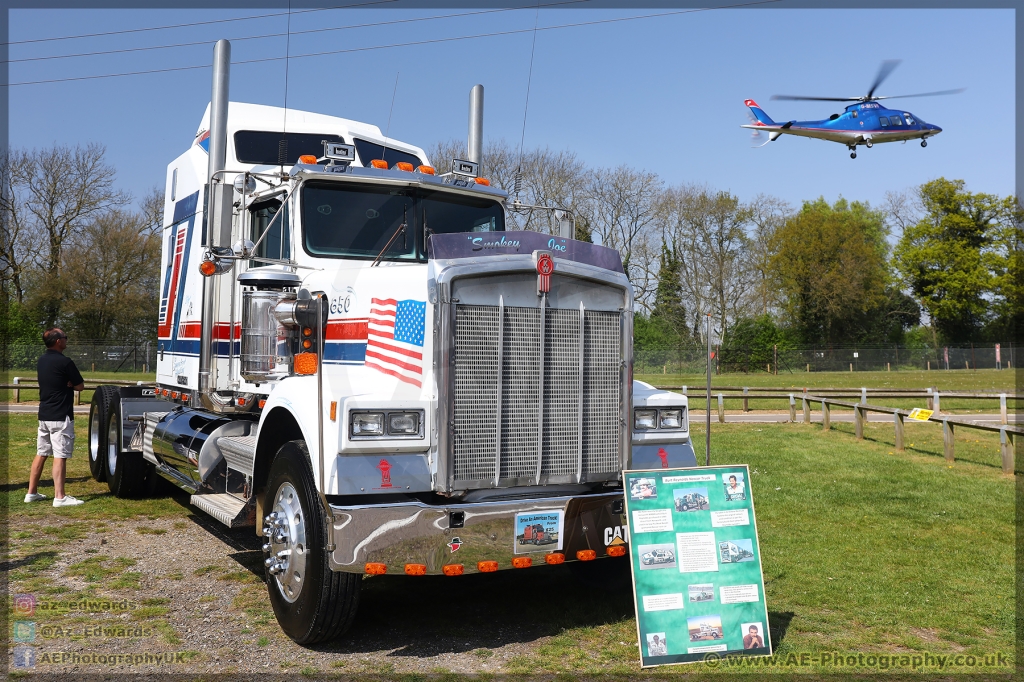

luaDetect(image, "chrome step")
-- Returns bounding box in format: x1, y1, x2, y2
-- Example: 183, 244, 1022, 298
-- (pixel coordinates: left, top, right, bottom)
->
190, 492, 254, 528
219, 435, 257, 478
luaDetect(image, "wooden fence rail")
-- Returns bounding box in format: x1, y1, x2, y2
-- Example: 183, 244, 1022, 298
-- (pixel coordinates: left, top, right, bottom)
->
2, 379, 151, 405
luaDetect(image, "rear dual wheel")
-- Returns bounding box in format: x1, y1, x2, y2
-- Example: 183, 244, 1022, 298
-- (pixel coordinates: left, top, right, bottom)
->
90, 385, 152, 497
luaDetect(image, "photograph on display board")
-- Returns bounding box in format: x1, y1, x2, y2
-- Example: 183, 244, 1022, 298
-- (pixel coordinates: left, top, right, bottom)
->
673, 486, 710, 512
646, 633, 669, 657
719, 538, 755, 563
629, 476, 658, 500
513, 511, 562, 554
722, 472, 746, 501
637, 543, 677, 570
741, 622, 766, 649
688, 583, 715, 603
687, 614, 724, 642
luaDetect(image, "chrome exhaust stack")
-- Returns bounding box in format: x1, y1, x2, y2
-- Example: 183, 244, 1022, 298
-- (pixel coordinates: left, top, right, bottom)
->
468, 84, 483, 166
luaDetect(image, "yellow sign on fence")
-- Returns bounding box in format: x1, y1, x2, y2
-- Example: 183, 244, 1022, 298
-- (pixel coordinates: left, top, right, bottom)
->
907, 408, 934, 422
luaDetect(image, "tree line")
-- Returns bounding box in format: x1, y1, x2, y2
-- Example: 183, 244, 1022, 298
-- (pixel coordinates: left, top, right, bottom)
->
2, 142, 1018, 357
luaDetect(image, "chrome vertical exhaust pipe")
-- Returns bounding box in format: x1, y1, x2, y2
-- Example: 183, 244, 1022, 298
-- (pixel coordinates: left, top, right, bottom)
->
468, 84, 483, 166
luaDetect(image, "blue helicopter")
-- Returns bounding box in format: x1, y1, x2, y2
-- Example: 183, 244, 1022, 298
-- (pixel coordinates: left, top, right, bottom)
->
742, 60, 963, 159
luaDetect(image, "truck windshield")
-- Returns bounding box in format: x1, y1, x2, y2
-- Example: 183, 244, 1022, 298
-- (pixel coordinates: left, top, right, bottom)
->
301, 181, 504, 261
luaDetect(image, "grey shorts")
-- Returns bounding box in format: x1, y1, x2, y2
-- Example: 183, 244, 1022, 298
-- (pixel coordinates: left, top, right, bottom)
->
37, 418, 75, 459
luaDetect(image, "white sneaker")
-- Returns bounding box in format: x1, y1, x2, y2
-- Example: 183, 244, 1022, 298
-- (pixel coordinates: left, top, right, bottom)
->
24, 492, 48, 503
53, 495, 84, 507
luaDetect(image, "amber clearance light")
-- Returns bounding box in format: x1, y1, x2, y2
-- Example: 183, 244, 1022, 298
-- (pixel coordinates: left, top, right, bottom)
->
416, 165, 436, 175
199, 260, 218, 277
606, 545, 627, 557
576, 549, 597, 562
474, 177, 491, 186
511, 557, 532, 569
298, 155, 317, 164
370, 159, 389, 169
364, 563, 387, 575
442, 564, 464, 577
544, 553, 565, 565
394, 162, 413, 172
404, 563, 427, 576
294, 352, 318, 375
477, 561, 499, 573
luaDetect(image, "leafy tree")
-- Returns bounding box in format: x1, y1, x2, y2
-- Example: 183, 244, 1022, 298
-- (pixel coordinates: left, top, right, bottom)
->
650, 241, 688, 341
770, 197, 890, 345
893, 178, 1001, 344
721, 314, 792, 371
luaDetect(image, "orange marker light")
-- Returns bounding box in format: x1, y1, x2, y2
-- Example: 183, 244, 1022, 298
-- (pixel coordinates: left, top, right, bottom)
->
370, 159, 389, 169
606, 545, 627, 557
294, 352, 318, 375
544, 553, 565, 565
199, 260, 217, 277
257, 399, 266, 409
474, 177, 491, 186
170, 391, 178, 399
404, 563, 427, 576
477, 561, 499, 573
442, 564, 464, 577
511, 557, 532, 569
161, 389, 169, 397
364, 562, 387, 575
302, 338, 313, 350
394, 162, 413, 172
576, 549, 597, 562
236, 397, 246, 406
330, 401, 337, 421
416, 165, 436, 175
302, 327, 313, 337
182, 393, 190, 402
298, 155, 317, 164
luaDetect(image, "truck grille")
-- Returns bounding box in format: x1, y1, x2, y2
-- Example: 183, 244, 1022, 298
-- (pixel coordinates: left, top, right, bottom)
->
452, 303, 622, 487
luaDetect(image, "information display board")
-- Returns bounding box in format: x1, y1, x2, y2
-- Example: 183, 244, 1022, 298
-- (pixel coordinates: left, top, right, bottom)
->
624, 464, 771, 667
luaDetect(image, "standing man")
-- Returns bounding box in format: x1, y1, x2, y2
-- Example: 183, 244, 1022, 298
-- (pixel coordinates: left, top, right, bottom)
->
26, 328, 86, 507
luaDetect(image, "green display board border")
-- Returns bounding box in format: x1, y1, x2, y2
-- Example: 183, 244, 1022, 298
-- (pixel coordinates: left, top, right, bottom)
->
624, 464, 773, 668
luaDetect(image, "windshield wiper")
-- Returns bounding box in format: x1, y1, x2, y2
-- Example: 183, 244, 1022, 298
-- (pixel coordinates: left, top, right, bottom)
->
371, 205, 407, 267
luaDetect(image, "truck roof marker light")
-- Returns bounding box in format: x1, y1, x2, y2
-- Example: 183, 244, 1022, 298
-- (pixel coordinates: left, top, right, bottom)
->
404, 563, 427, 576
416, 165, 435, 175
474, 177, 491, 186
511, 557, 532, 569
442, 564, 464, 576
294, 352, 318, 375
258, 399, 266, 409
576, 549, 597, 562
298, 155, 317, 164
544, 553, 565, 565
364, 562, 387, 575
329, 401, 337, 421
199, 260, 218, 277
394, 162, 414, 172
370, 159, 389, 169
606, 545, 627, 558
477, 560, 499, 573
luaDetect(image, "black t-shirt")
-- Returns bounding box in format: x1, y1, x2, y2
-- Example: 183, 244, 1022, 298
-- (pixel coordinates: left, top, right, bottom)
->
37, 349, 84, 422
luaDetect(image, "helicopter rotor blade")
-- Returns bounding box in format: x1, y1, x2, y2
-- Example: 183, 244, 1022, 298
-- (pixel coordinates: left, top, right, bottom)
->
866, 59, 902, 99
771, 95, 860, 102
872, 88, 966, 100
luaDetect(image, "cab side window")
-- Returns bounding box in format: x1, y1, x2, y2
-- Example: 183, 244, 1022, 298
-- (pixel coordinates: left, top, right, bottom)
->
249, 196, 290, 265
904, 114, 915, 125
890, 116, 903, 126
879, 117, 889, 128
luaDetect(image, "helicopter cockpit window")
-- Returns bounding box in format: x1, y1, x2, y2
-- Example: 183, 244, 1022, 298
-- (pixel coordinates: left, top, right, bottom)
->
904, 114, 915, 125
852, 110, 858, 118
890, 116, 903, 126
879, 117, 889, 128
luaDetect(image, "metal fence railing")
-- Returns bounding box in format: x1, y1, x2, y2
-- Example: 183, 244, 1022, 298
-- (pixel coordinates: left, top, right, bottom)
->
2, 341, 156, 372
635, 343, 1017, 374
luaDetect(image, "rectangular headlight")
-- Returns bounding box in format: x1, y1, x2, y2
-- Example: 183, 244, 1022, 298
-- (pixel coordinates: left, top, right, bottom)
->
634, 409, 658, 430
388, 412, 420, 436
659, 409, 684, 429
350, 412, 384, 436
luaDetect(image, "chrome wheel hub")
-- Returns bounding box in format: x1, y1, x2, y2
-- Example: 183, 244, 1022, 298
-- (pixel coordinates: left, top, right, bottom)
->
89, 411, 100, 463
106, 416, 118, 476
262, 482, 307, 603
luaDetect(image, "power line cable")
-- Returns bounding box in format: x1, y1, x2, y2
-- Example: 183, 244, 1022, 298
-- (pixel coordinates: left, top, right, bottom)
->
0, 0, 396, 47
5, 0, 782, 88
3, 0, 589, 65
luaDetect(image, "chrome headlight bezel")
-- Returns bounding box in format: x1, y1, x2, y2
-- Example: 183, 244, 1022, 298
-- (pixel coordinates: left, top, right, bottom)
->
349, 409, 425, 439
634, 408, 658, 430
634, 407, 687, 431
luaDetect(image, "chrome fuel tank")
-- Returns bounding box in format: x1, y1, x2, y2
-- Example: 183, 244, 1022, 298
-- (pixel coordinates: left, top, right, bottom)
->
150, 407, 256, 487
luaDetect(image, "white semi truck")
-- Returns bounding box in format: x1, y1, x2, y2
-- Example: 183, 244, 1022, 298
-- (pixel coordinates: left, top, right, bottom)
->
87, 40, 695, 644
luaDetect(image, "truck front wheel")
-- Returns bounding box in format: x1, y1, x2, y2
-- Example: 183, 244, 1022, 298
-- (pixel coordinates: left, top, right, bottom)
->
263, 440, 360, 644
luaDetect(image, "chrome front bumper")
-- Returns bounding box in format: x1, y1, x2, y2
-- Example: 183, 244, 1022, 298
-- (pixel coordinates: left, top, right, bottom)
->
328, 491, 626, 574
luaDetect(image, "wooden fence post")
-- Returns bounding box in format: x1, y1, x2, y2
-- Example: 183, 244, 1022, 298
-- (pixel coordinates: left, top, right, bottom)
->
860, 387, 867, 405
717, 394, 725, 424
822, 401, 831, 431
743, 387, 749, 412
894, 412, 904, 451
1000, 429, 1014, 474
788, 394, 796, 423
13, 377, 19, 403
934, 391, 941, 414
942, 420, 955, 462
1000, 394, 1007, 425
802, 397, 810, 424
854, 406, 864, 440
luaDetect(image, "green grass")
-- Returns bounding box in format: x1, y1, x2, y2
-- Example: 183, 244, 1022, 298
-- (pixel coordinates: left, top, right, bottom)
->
0, 370, 155, 402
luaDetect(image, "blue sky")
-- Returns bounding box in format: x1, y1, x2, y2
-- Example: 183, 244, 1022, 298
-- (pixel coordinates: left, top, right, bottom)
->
8, 5, 1016, 214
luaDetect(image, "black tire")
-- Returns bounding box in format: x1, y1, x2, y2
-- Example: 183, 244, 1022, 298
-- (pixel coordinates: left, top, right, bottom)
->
105, 400, 148, 498
263, 440, 361, 644
569, 557, 632, 591
88, 386, 119, 482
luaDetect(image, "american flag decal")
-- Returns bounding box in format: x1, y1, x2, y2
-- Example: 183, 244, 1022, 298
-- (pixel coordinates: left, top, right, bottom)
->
366, 298, 426, 387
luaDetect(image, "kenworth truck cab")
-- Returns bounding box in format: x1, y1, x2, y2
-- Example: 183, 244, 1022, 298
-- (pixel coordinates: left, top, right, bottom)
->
87, 40, 694, 644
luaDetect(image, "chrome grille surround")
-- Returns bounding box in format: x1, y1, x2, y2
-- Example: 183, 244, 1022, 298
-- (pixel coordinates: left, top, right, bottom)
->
436, 256, 632, 493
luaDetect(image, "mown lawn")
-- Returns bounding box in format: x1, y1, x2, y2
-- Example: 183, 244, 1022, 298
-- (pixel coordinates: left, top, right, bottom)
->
4, 410, 1014, 676
0, 371, 156, 404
